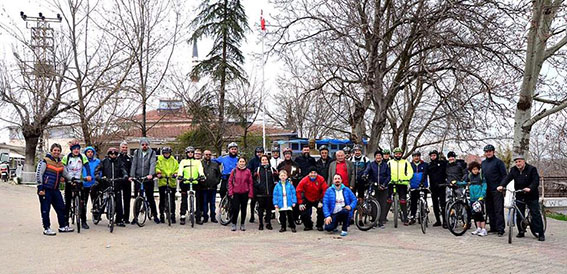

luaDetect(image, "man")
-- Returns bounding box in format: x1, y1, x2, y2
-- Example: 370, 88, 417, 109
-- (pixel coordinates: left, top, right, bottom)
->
118, 141, 133, 224
481, 144, 507, 236
99, 147, 128, 227
194, 148, 203, 222
409, 151, 428, 225
322, 174, 357, 236
343, 146, 352, 161
387, 147, 413, 226
351, 144, 369, 199
269, 146, 283, 168
178, 146, 205, 225
277, 148, 302, 221
62, 140, 91, 227
130, 138, 159, 224
247, 146, 264, 223
215, 142, 239, 199
202, 150, 221, 223
194, 149, 202, 160
382, 149, 391, 162
296, 167, 328, 231
427, 150, 447, 227
497, 155, 545, 241
295, 144, 317, 179
155, 146, 178, 224
81, 146, 101, 230
315, 145, 333, 182
327, 150, 355, 189
362, 150, 390, 228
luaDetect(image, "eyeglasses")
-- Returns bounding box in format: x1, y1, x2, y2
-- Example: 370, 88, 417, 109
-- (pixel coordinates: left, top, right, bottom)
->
204, 154, 212, 156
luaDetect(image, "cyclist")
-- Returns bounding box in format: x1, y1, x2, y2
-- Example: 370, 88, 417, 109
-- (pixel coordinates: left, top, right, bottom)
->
247, 146, 264, 223
36, 143, 73, 235
409, 151, 428, 225
155, 146, 179, 224
253, 155, 278, 230
323, 174, 357, 236
351, 144, 369, 199
463, 161, 487, 236
99, 147, 129, 227
62, 140, 91, 227
81, 146, 101, 229
277, 148, 301, 185
296, 167, 328, 231
228, 156, 254, 231
497, 155, 545, 241
315, 145, 333, 182
481, 144, 507, 236
327, 150, 355, 189
343, 146, 352, 161
273, 169, 297, 233
215, 142, 239, 199
118, 141, 132, 224
130, 138, 159, 224
362, 150, 391, 228
427, 150, 447, 228
387, 147, 413, 226
382, 149, 391, 162
178, 146, 205, 225
269, 146, 283, 168
201, 150, 221, 223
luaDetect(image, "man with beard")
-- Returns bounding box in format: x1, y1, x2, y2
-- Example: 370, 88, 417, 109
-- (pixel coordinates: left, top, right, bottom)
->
277, 148, 302, 222
215, 142, 239, 199
295, 144, 317, 179
427, 150, 447, 227
118, 141, 132, 224
315, 145, 333, 182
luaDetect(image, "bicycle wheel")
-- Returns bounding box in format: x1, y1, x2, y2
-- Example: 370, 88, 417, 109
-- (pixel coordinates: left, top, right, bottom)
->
508, 207, 515, 244
219, 196, 232, 226
70, 196, 76, 225
108, 195, 115, 233
419, 199, 428, 234
166, 193, 172, 226
393, 194, 399, 228
355, 199, 380, 231
74, 195, 81, 233
92, 197, 101, 225
447, 200, 471, 236
134, 197, 147, 227
189, 194, 195, 228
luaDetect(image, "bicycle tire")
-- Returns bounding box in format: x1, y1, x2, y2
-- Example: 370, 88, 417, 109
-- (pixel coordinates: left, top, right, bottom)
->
75, 195, 81, 233
419, 199, 427, 234
70, 197, 75, 225
447, 200, 471, 236
108, 195, 115, 233
219, 196, 232, 226
508, 207, 515, 244
393, 194, 399, 228
134, 197, 147, 227
92, 197, 101, 225
166, 193, 172, 226
190, 194, 195, 228
355, 199, 380, 231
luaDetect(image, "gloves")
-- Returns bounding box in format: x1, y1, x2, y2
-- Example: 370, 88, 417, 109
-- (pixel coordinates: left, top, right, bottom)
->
299, 204, 306, 211
317, 202, 323, 208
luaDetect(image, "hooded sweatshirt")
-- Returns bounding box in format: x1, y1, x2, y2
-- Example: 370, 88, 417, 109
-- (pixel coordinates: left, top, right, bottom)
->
82, 146, 101, 188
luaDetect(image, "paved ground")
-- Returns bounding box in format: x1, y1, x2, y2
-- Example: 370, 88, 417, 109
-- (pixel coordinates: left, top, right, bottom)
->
1, 183, 566, 274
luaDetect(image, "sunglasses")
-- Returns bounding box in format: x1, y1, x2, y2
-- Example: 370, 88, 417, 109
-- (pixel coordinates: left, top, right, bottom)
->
109, 152, 118, 155
204, 154, 212, 156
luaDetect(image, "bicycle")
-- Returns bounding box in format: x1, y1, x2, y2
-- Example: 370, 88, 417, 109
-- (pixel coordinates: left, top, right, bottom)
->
178, 176, 203, 228
410, 186, 430, 234
445, 182, 471, 236
388, 182, 406, 228
219, 194, 232, 226
132, 177, 151, 227
355, 181, 381, 231
92, 177, 121, 233
504, 189, 547, 244
68, 178, 83, 234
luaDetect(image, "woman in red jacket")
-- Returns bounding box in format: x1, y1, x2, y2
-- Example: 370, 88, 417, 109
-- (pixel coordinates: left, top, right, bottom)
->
228, 157, 254, 231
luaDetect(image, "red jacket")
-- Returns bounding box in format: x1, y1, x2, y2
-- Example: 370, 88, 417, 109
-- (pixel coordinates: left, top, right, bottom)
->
296, 175, 328, 204
228, 167, 254, 198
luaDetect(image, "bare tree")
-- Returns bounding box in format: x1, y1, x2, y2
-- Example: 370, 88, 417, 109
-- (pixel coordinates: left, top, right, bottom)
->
226, 80, 262, 151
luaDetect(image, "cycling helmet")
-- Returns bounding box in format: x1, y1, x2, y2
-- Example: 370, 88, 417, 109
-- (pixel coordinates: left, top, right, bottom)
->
107, 147, 118, 155
272, 146, 280, 152
353, 144, 362, 151
382, 149, 391, 154
185, 146, 195, 153
483, 144, 495, 152
318, 145, 329, 152
429, 150, 439, 156
393, 147, 403, 153
283, 147, 293, 155
227, 142, 238, 150
412, 151, 421, 156
69, 139, 81, 150
255, 146, 265, 153
343, 146, 351, 153
447, 151, 457, 158
162, 146, 172, 154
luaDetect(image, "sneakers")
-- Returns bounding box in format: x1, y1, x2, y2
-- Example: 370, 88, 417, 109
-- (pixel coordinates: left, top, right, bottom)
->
409, 218, 416, 225
180, 216, 186, 225
231, 224, 237, 231
117, 222, 126, 227
471, 228, 481, 235
291, 227, 297, 233
43, 228, 56, 236
378, 224, 385, 229
240, 224, 246, 231
131, 219, 138, 225
478, 229, 487, 237
340, 231, 348, 236
124, 220, 130, 224
154, 217, 161, 224
82, 223, 90, 230
58, 226, 74, 233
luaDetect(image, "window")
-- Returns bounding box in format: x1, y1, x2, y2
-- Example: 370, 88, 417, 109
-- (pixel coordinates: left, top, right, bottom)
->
291, 143, 299, 151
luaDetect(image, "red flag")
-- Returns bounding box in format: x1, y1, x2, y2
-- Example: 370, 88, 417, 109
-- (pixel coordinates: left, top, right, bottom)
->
260, 10, 266, 31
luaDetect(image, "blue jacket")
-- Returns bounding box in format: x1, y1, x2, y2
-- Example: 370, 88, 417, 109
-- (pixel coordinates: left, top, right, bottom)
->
272, 180, 297, 208
362, 161, 390, 187
463, 172, 487, 202
323, 184, 357, 219
481, 156, 507, 191
82, 146, 101, 188
215, 154, 239, 177
410, 161, 429, 189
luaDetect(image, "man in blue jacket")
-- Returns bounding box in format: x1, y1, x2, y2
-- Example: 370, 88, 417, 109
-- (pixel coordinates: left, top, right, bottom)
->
409, 151, 428, 225
323, 174, 357, 236
481, 144, 507, 236
362, 150, 390, 228
81, 146, 101, 229
215, 142, 239, 199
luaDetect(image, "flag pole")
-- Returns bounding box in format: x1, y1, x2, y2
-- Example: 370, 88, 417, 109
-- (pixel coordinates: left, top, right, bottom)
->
261, 10, 266, 150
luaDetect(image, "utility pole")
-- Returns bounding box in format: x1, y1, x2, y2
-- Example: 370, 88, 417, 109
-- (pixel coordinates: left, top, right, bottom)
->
20, 11, 62, 157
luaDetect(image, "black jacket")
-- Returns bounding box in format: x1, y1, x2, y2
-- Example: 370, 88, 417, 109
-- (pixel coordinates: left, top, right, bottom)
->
253, 165, 278, 197
500, 163, 540, 200
100, 157, 128, 180
481, 156, 507, 191
316, 157, 334, 181
202, 159, 221, 190
247, 156, 262, 179
428, 159, 447, 186
446, 161, 466, 183
294, 154, 317, 178
118, 153, 132, 178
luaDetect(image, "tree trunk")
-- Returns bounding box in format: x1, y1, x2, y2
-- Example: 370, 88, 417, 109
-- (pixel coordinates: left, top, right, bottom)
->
23, 134, 40, 173
142, 97, 148, 137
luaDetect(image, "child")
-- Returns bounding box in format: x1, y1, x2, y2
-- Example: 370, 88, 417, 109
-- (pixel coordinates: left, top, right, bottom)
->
273, 170, 297, 233
463, 161, 487, 236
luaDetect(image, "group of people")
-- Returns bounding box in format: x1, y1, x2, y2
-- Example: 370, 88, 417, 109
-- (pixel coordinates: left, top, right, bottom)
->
35, 139, 545, 241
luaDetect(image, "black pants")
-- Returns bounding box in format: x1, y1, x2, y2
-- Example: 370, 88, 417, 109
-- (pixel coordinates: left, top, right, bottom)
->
279, 209, 296, 229
159, 186, 176, 217
375, 188, 388, 225
180, 183, 198, 217
517, 198, 544, 236
134, 179, 158, 218
79, 187, 92, 223
486, 190, 505, 232
472, 201, 485, 223
249, 197, 257, 221
231, 193, 249, 225
387, 184, 408, 222
92, 182, 124, 223
409, 188, 427, 218
430, 183, 446, 224
219, 177, 229, 199
300, 201, 324, 229
64, 182, 73, 224
256, 196, 272, 225
121, 179, 132, 222
196, 189, 203, 220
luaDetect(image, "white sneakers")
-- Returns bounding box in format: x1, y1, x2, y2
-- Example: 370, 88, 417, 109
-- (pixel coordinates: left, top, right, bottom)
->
58, 226, 74, 233
471, 228, 481, 235
43, 228, 56, 236
471, 228, 487, 236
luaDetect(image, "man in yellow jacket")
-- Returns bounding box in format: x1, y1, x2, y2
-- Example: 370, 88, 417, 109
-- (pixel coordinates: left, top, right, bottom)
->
387, 147, 414, 226
178, 146, 205, 225
155, 146, 179, 224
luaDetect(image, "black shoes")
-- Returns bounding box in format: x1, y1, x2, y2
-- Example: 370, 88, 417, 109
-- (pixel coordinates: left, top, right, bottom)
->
304, 227, 313, 231
279, 227, 286, 232
180, 218, 186, 225
211, 218, 218, 223
538, 235, 545, 241
516, 232, 525, 238
160, 215, 165, 223
249, 218, 255, 223
259, 224, 264, 230
82, 223, 90, 230
266, 224, 273, 230
317, 226, 324, 231
117, 222, 126, 227
291, 228, 297, 233
432, 221, 441, 227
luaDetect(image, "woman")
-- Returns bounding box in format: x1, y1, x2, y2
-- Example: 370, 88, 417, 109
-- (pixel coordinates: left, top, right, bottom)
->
253, 155, 278, 230
228, 157, 254, 231
36, 143, 73, 235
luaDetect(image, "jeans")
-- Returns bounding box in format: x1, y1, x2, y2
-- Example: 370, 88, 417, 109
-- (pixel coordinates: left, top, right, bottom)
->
38, 188, 67, 229
324, 209, 350, 232
202, 189, 217, 221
